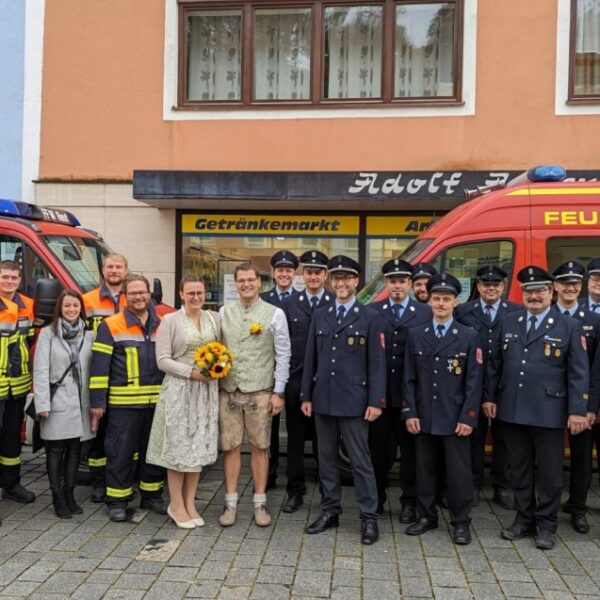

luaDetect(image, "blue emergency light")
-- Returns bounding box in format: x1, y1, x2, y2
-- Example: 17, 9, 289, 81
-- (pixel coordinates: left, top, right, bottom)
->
0, 199, 80, 226
526, 165, 566, 182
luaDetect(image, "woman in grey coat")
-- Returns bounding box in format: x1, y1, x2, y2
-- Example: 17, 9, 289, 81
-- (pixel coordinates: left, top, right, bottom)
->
33, 289, 95, 519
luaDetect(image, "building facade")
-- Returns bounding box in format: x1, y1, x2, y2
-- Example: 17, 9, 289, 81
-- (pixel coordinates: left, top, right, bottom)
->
33, 0, 600, 305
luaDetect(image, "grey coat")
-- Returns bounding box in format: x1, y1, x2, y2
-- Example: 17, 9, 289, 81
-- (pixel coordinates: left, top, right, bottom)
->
33, 324, 95, 441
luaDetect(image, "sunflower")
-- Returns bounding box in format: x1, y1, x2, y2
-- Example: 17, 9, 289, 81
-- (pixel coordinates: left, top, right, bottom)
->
250, 322, 263, 335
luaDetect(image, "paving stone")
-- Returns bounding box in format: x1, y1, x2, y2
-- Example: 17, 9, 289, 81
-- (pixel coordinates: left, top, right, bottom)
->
469, 582, 505, 600
249, 583, 291, 600
198, 560, 231, 580
430, 570, 469, 588
216, 587, 251, 600
257, 565, 295, 585
491, 562, 533, 582
85, 569, 122, 584
70, 583, 111, 600
41, 571, 87, 594
263, 551, 299, 567
362, 578, 400, 598
185, 580, 222, 598
401, 577, 433, 597
113, 572, 158, 591
498, 580, 542, 597
0, 579, 41, 596
225, 568, 257, 586
145, 580, 190, 599
58, 557, 102, 572
563, 574, 600, 595
103, 590, 146, 600
329, 586, 361, 600
431, 587, 474, 599
332, 568, 361, 587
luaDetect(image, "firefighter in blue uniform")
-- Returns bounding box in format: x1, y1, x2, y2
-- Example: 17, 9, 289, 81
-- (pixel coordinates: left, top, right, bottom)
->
402, 273, 483, 545
368, 258, 431, 521
301, 255, 386, 545
281, 250, 333, 513
89, 275, 166, 522
551, 260, 600, 534
579, 257, 600, 314
260, 250, 300, 489
454, 265, 521, 509
484, 265, 589, 550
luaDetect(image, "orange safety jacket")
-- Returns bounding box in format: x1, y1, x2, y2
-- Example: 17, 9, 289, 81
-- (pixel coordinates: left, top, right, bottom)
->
89, 307, 163, 409
83, 284, 127, 335
6, 293, 35, 397
0, 298, 19, 400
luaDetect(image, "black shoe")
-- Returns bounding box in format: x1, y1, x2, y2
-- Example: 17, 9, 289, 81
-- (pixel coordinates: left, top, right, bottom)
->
64, 487, 83, 515
91, 486, 105, 503
501, 521, 536, 541
398, 500, 417, 524
535, 529, 556, 550
282, 495, 303, 514
571, 513, 590, 534
51, 491, 72, 519
108, 508, 127, 522
405, 517, 438, 536
266, 475, 277, 491
3, 485, 35, 504
306, 513, 339, 534
473, 488, 480, 507
492, 487, 515, 510
139, 496, 167, 515
453, 524, 471, 545
361, 519, 379, 545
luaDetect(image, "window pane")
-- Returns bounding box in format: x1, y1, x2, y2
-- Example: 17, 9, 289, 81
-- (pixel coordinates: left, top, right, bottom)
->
323, 5, 383, 99
574, 0, 600, 96
395, 3, 455, 98
254, 8, 312, 101
186, 10, 242, 101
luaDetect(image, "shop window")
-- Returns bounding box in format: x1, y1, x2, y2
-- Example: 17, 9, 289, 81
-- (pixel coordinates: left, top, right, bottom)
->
570, 0, 600, 101
546, 236, 600, 296
180, 1, 463, 108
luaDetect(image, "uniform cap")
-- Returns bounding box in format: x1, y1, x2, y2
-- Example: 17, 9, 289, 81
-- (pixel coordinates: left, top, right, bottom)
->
412, 262, 437, 281
381, 258, 413, 278
271, 250, 299, 269
327, 255, 361, 276
476, 265, 507, 283
552, 260, 585, 283
427, 272, 462, 295
517, 265, 553, 290
587, 257, 600, 275
299, 250, 328, 270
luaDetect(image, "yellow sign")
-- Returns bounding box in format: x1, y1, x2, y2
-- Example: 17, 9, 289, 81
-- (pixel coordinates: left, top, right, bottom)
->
366, 216, 436, 236
543, 210, 599, 226
182, 214, 359, 237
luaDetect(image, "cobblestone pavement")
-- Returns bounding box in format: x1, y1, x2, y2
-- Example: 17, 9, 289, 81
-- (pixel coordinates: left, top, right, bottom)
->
2, 449, 600, 599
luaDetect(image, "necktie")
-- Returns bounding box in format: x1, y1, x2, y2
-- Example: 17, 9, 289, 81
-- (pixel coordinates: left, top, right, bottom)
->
337, 305, 346, 325
280, 291, 290, 302
483, 304, 493, 323
310, 296, 319, 311
436, 324, 444, 339
564, 310, 571, 316
592, 303, 600, 313
527, 316, 537, 341
392, 304, 403, 321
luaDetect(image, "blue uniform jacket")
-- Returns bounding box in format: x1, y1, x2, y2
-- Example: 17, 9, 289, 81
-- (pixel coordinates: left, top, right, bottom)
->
402, 322, 483, 436
485, 310, 589, 429
300, 301, 387, 417
369, 297, 431, 408
552, 304, 600, 413
282, 290, 334, 378
260, 286, 300, 308
454, 299, 522, 364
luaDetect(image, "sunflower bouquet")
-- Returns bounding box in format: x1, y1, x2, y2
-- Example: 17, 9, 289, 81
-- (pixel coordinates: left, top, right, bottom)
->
194, 342, 233, 379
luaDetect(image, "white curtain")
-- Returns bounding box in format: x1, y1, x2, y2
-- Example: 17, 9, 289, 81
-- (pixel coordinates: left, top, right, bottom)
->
395, 4, 454, 98
187, 11, 242, 101
575, 0, 600, 94
254, 9, 311, 101
324, 6, 383, 99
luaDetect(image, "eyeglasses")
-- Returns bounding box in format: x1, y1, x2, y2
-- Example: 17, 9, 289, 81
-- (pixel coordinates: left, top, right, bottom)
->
331, 275, 357, 283
184, 291, 205, 297
126, 291, 149, 297
236, 278, 258, 284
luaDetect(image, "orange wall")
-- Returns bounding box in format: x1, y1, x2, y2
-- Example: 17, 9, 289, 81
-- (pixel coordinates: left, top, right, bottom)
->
39, 0, 599, 179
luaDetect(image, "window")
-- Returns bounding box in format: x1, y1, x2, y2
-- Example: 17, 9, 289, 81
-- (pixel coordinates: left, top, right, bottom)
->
570, 0, 600, 101
179, 1, 463, 107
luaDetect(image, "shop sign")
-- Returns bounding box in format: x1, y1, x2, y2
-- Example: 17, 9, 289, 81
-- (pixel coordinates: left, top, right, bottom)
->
366, 215, 437, 236
182, 214, 359, 236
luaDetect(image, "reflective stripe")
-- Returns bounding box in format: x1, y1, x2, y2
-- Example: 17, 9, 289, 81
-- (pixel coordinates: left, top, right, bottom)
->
88, 457, 107, 467
0, 322, 15, 332
9, 374, 32, 395
132, 452, 139, 461
114, 333, 146, 343
92, 341, 113, 355
0, 455, 21, 466
88, 308, 114, 317
106, 486, 133, 499
89, 376, 110, 389
108, 385, 162, 396
18, 336, 29, 375
139, 480, 163, 492
125, 347, 139, 385
108, 395, 158, 406
0, 336, 8, 373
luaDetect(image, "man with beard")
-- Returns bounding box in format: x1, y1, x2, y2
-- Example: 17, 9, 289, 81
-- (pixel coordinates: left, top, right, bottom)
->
411, 263, 437, 304
83, 253, 128, 502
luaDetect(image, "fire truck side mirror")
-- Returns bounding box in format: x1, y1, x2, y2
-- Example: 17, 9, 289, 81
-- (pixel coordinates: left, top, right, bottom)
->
151, 277, 163, 306
33, 278, 63, 324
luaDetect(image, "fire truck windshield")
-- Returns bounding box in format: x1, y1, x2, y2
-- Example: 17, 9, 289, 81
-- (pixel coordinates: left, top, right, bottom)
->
42, 235, 112, 293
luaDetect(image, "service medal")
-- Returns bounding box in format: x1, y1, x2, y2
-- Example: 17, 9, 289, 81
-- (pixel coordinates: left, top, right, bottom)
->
555, 349, 561, 357
544, 343, 551, 357
359, 337, 366, 345
452, 359, 459, 367
347, 338, 354, 346
455, 367, 462, 375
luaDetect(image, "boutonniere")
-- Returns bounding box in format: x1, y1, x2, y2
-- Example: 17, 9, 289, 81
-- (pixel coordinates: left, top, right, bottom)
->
250, 323, 263, 335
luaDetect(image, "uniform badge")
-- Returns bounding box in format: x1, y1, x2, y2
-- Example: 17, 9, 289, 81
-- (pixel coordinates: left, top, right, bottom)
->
455, 367, 462, 375
452, 359, 459, 367
582, 335, 587, 351
299, 296, 304, 301
359, 337, 366, 345
380, 333, 385, 349
476, 348, 483, 365
554, 348, 561, 357
347, 337, 355, 346
544, 343, 551, 357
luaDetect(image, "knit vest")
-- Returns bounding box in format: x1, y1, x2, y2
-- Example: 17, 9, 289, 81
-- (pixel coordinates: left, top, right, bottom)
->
221, 299, 277, 393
